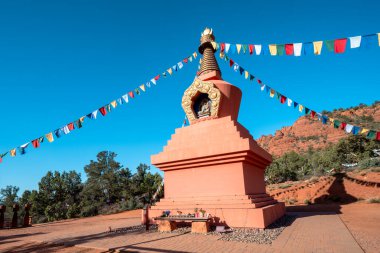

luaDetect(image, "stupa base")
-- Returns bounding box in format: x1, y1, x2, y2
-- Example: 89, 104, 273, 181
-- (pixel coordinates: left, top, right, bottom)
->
148, 194, 285, 228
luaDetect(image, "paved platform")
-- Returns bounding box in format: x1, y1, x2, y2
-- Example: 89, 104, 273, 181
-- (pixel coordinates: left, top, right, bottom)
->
0, 210, 364, 253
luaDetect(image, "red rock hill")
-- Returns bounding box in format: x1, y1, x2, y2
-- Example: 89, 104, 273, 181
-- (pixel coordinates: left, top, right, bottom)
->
257, 102, 380, 157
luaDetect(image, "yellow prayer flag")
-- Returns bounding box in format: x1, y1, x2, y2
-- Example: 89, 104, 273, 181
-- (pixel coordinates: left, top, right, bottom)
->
299, 104, 304, 112
139, 84, 145, 92
378, 33, 380, 46
167, 68, 173, 75
244, 70, 249, 79
45, 133, 54, 143
270, 89, 275, 98
329, 118, 335, 123
360, 128, 369, 134
236, 44, 242, 54
313, 41, 323, 55
269, 44, 277, 56
111, 100, 117, 108
79, 116, 85, 122
10, 149, 16, 157
211, 42, 217, 50
193, 52, 197, 59
219, 52, 224, 59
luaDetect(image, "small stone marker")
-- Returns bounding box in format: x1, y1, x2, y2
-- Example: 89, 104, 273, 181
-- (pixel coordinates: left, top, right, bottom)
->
216, 225, 225, 233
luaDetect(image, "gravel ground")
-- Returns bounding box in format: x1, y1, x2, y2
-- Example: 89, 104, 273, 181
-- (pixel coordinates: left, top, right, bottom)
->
154, 215, 296, 244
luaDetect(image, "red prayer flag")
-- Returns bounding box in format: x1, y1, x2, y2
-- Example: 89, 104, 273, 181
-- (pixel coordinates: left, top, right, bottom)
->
229, 59, 234, 67
183, 58, 188, 63
334, 38, 347, 53
285, 44, 294, 55
340, 122, 347, 130
257, 79, 262, 84
128, 91, 134, 98
220, 43, 225, 52
99, 107, 107, 116
249, 44, 254, 55
154, 75, 160, 81
67, 123, 75, 131
377, 132, 380, 141
0, 157, 2, 163
311, 111, 316, 118
32, 139, 40, 148
280, 95, 286, 104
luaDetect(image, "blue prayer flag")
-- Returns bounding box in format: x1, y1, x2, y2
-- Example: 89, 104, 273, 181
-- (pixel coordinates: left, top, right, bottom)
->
303, 42, 314, 55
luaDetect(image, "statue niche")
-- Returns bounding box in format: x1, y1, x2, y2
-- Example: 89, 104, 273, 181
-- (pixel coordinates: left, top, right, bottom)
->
193, 93, 211, 118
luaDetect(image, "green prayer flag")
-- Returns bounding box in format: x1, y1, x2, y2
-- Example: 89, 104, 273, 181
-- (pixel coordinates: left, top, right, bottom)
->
325, 40, 334, 52
242, 44, 248, 54
277, 44, 285, 56
135, 88, 140, 95
276, 92, 281, 100
333, 120, 341, 128
367, 130, 376, 139
305, 108, 310, 114
38, 136, 44, 143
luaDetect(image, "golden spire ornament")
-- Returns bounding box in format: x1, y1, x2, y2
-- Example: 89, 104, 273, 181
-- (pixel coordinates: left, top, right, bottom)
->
197, 28, 221, 77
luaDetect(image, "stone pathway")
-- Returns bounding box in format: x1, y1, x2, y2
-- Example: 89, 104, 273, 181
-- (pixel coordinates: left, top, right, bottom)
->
0, 209, 364, 253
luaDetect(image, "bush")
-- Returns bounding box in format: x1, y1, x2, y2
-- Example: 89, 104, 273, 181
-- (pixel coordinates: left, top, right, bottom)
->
367, 197, 380, 203
358, 158, 380, 169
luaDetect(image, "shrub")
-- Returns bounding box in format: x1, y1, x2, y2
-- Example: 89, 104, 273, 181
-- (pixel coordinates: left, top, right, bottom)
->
367, 197, 380, 203
304, 199, 312, 205
358, 158, 380, 169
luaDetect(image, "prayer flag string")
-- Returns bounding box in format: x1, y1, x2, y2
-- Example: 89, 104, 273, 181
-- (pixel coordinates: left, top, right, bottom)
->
219, 52, 380, 141
0, 52, 198, 163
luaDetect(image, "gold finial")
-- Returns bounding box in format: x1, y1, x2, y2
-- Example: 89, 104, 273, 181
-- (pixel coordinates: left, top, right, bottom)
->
197, 27, 221, 77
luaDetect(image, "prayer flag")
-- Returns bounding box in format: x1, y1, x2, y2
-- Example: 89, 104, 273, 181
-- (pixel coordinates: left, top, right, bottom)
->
67, 123, 75, 131
19, 143, 29, 155
225, 43, 231, 53
261, 84, 266, 91
183, 58, 188, 64
293, 101, 298, 108
367, 130, 376, 139
299, 104, 304, 112
233, 64, 239, 72
38, 136, 44, 143
74, 119, 83, 129
106, 104, 111, 112
325, 40, 334, 52
349, 36, 361, 48
188, 56, 192, 62
151, 78, 156, 85
287, 98, 293, 107
254, 44, 262, 55
340, 122, 347, 130
322, 115, 328, 124
122, 94, 129, 103
62, 125, 70, 134
277, 44, 285, 56
285, 44, 294, 55
162, 72, 166, 78
293, 43, 302, 56
167, 68, 173, 75
305, 108, 310, 114
333, 120, 341, 128
117, 98, 123, 105
345, 124, 354, 133
91, 110, 98, 119
178, 62, 183, 69
229, 59, 234, 67
54, 129, 62, 138
32, 139, 40, 148
303, 42, 313, 55
242, 44, 248, 54
231, 44, 236, 54
361, 34, 377, 49
270, 89, 275, 98
193, 52, 197, 58
99, 107, 107, 116
244, 70, 249, 79
265, 85, 270, 93
10, 149, 16, 157
139, 84, 145, 92
311, 110, 316, 118
352, 126, 361, 135
377, 132, 380, 141
220, 43, 225, 52
280, 95, 286, 104
172, 65, 177, 71
236, 44, 242, 54
45, 133, 54, 142
334, 38, 347, 53
378, 33, 380, 46
154, 75, 160, 81
128, 91, 134, 98
250, 74, 255, 81
313, 41, 323, 55
239, 66, 244, 75
146, 81, 151, 88
249, 44, 254, 54
269, 44, 277, 56
360, 128, 369, 134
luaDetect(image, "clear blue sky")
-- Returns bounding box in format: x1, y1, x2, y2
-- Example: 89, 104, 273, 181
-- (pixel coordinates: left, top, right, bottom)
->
0, 0, 379, 194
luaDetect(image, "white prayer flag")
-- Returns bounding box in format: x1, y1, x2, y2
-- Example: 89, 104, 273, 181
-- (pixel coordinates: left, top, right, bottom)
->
122, 94, 129, 103
260, 84, 266, 91
225, 43, 231, 53
178, 62, 183, 69
254, 44, 262, 55
349, 36, 361, 48
287, 98, 293, 107
91, 110, 98, 119
294, 43, 302, 56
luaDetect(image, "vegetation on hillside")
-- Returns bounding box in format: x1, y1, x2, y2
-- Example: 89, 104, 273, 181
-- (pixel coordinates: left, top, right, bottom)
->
0, 151, 163, 224
265, 135, 380, 184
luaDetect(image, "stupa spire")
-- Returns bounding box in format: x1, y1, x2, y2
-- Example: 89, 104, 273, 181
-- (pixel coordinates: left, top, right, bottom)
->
197, 28, 221, 77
